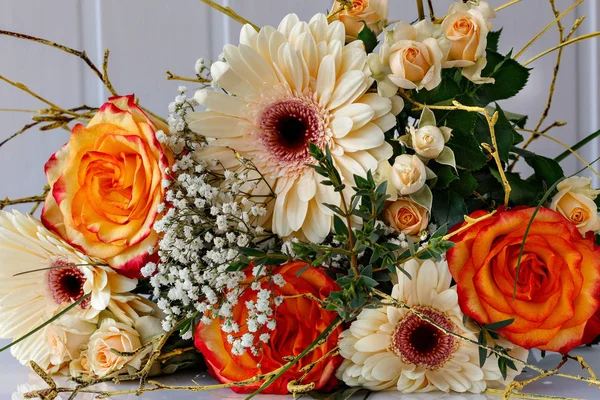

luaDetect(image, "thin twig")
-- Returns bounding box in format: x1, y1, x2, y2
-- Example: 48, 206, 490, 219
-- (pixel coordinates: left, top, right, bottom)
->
102, 49, 117, 96
401, 93, 512, 206
523, 32, 600, 67
166, 71, 211, 84
513, 0, 582, 60
0, 192, 48, 210
0, 30, 104, 82
426, 0, 435, 21
495, 0, 523, 12
198, 0, 259, 31
415, 0, 425, 21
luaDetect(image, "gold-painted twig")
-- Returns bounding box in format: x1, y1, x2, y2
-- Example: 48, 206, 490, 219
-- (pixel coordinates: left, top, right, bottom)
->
442, 210, 497, 241
513, 0, 583, 60
523, 32, 600, 67
0, 192, 48, 211
485, 388, 584, 400
416, 0, 425, 21
166, 70, 211, 84
0, 30, 104, 83
517, 127, 600, 180
157, 346, 197, 362
495, 0, 523, 12
102, 49, 117, 96
199, 0, 259, 31
426, 0, 435, 21
400, 93, 512, 206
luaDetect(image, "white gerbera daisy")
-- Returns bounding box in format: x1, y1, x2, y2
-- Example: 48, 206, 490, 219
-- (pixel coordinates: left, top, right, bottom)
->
188, 13, 403, 243
0, 210, 137, 369
337, 258, 528, 393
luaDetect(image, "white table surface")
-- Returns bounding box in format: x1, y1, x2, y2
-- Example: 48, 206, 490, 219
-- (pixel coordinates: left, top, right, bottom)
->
2, 340, 600, 399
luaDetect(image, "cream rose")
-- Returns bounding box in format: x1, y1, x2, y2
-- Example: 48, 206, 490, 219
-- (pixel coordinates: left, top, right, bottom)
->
377, 154, 427, 200
46, 315, 96, 374
385, 21, 444, 91
549, 176, 600, 235
384, 198, 429, 237
70, 349, 92, 378
409, 125, 452, 159
331, 0, 388, 40
440, 1, 495, 84
87, 318, 146, 377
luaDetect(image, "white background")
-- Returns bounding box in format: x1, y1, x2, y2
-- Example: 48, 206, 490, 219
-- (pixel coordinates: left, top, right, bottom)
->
0, 0, 599, 398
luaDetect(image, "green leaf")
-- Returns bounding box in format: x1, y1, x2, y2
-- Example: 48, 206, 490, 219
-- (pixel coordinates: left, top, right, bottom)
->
357, 22, 378, 53
478, 330, 488, 368
413, 70, 463, 105
432, 189, 468, 229
450, 171, 478, 197
498, 357, 508, 380
333, 215, 349, 237
485, 318, 515, 331
446, 129, 488, 171
433, 165, 458, 188
418, 107, 437, 128
513, 147, 565, 186
238, 247, 265, 257
437, 103, 478, 135
490, 168, 541, 205
436, 147, 456, 170
555, 128, 600, 162
477, 50, 531, 105
487, 29, 502, 52
409, 184, 433, 211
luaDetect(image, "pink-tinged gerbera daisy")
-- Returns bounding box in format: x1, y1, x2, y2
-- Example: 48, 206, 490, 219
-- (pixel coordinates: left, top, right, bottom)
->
188, 13, 403, 243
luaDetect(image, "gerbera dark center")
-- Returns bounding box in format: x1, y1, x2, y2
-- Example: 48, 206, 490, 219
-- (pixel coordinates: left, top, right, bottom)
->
390, 306, 458, 370
47, 260, 88, 307
275, 116, 308, 150
259, 98, 326, 172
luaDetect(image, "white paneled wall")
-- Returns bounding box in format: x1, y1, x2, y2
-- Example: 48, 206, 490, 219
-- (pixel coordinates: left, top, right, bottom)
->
0, 0, 599, 202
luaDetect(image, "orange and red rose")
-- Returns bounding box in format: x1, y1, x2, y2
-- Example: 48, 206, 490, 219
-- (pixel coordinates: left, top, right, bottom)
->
447, 207, 600, 353
42, 95, 173, 277
194, 261, 343, 394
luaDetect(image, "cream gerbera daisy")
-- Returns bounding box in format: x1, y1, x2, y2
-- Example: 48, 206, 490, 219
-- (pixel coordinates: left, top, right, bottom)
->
188, 13, 403, 243
0, 210, 137, 369
337, 258, 528, 393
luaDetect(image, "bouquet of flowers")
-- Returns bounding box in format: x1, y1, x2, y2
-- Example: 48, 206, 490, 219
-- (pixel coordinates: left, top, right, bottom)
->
2, 0, 600, 398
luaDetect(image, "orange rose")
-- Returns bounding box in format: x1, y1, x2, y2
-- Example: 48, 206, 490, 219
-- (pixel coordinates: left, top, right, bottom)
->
194, 261, 343, 394
384, 198, 429, 237
447, 207, 600, 353
42, 95, 173, 277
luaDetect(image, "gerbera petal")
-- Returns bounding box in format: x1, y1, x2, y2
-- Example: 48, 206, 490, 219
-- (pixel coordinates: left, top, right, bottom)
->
194, 90, 248, 118
336, 122, 384, 151
277, 13, 300, 37
334, 103, 375, 130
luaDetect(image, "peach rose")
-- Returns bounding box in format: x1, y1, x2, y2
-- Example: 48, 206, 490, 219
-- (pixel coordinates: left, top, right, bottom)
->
194, 261, 343, 394
330, 0, 388, 40
549, 176, 600, 236
440, 1, 495, 84
384, 198, 429, 237
87, 318, 146, 377
42, 95, 173, 277
383, 21, 443, 91
447, 207, 600, 353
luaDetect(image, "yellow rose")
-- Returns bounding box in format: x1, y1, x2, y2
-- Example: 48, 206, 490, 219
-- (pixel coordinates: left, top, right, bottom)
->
331, 0, 388, 40
549, 176, 600, 235
42, 95, 174, 277
440, 1, 495, 84
87, 318, 147, 377
384, 198, 429, 237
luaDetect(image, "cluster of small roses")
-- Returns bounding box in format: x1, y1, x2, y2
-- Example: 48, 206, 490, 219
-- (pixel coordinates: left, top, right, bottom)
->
370, 0, 495, 96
